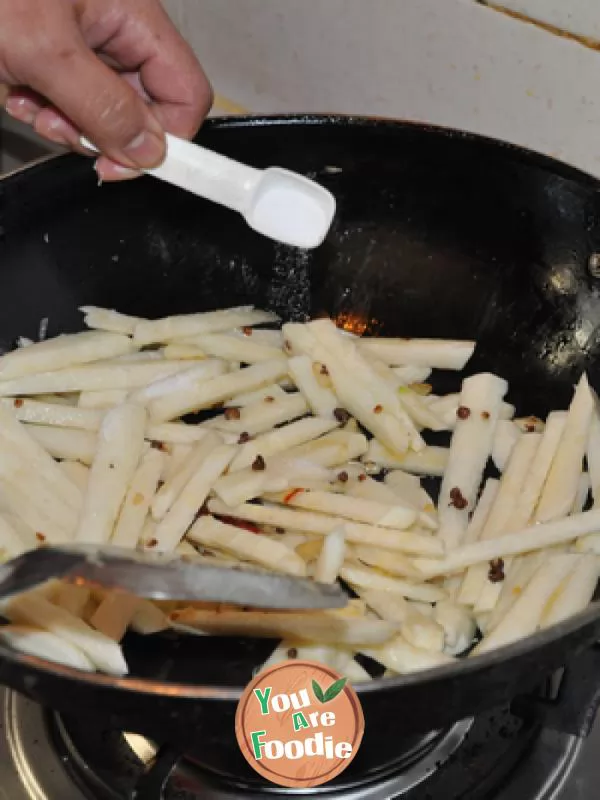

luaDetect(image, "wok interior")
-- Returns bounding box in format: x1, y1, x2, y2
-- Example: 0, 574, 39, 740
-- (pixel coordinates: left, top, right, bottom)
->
3, 116, 600, 689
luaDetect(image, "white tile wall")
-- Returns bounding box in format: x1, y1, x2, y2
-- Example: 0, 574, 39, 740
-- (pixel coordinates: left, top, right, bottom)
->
166, 0, 600, 177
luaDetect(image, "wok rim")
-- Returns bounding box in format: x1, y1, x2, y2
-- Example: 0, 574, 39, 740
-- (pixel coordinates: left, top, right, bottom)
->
2, 112, 600, 700
2, 112, 599, 189
0, 600, 598, 699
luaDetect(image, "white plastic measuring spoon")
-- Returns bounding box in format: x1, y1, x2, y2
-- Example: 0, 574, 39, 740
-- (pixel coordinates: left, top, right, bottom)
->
80, 134, 336, 250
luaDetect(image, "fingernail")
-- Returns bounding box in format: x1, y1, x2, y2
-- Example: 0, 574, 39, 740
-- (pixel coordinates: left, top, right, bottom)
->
4, 96, 37, 125
95, 157, 141, 182
122, 130, 166, 169
36, 114, 71, 145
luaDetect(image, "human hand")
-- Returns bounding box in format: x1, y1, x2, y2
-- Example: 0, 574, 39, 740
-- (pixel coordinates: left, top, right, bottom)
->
1, 0, 213, 180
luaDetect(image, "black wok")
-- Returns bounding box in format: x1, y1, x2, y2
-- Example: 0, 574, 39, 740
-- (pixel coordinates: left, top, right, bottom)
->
2, 114, 600, 778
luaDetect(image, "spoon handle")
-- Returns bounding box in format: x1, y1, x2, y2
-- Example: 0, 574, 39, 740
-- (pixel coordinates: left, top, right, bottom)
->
80, 134, 261, 214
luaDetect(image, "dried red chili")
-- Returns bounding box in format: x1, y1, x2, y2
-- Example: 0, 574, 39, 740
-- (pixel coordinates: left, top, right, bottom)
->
284, 488, 305, 504
216, 515, 261, 534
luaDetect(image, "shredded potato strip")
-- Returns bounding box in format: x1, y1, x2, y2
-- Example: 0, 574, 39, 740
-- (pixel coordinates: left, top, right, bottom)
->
0, 515, 36, 558
228, 417, 339, 472
361, 636, 455, 674
152, 438, 236, 552
365, 440, 448, 476
473, 555, 582, 655
415, 509, 600, 577
111, 448, 165, 548
373, 361, 446, 432
475, 414, 568, 611
3, 592, 128, 675
0, 483, 70, 544
151, 437, 220, 522
340, 564, 446, 603
437, 373, 508, 550
90, 591, 141, 642
145, 423, 207, 444
170, 607, 398, 646
576, 407, 600, 553
0, 398, 103, 431
207, 497, 443, 556
265, 488, 418, 529
0, 626, 96, 672
78, 389, 128, 409
0, 361, 194, 396
149, 360, 289, 423
128, 359, 227, 404
357, 338, 475, 370
541, 556, 599, 628
27, 425, 97, 465
261, 641, 371, 683
187, 516, 306, 577
458, 433, 541, 606
491, 420, 521, 471
535, 375, 595, 522
80, 306, 142, 335
0, 405, 82, 511
307, 319, 424, 454
0, 331, 136, 379
75, 404, 147, 544
205, 392, 309, 436
228, 384, 287, 407
0, 447, 79, 537
177, 333, 285, 364
288, 355, 338, 418
133, 307, 279, 347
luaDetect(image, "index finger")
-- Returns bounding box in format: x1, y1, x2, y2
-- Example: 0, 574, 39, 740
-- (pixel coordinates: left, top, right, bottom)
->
84, 0, 213, 139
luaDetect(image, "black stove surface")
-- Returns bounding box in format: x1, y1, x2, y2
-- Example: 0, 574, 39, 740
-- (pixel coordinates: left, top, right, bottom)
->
0, 690, 590, 800
2, 646, 600, 800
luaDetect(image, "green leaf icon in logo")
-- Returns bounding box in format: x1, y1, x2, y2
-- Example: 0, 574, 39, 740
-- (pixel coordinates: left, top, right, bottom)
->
312, 677, 347, 703
312, 679, 325, 703
323, 677, 347, 702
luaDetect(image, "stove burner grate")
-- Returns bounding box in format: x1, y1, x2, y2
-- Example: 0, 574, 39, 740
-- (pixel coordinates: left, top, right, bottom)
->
0, 665, 594, 800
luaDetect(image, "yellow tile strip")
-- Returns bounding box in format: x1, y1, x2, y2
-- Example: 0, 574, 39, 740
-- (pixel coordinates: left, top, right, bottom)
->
212, 93, 251, 116
481, 2, 600, 51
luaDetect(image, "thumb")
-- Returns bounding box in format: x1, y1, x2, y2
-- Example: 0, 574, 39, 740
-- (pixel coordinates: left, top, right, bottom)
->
21, 39, 166, 170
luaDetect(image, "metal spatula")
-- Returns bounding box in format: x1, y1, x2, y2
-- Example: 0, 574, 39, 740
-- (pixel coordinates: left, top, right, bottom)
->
80, 133, 336, 250
0, 545, 347, 610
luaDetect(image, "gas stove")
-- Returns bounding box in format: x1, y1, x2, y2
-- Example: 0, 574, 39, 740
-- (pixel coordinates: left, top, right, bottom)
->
1, 654, 599, 800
